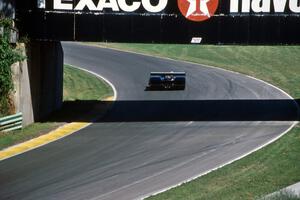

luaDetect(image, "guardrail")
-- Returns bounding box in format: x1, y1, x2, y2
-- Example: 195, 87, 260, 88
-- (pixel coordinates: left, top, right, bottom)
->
0, 113, 23, 132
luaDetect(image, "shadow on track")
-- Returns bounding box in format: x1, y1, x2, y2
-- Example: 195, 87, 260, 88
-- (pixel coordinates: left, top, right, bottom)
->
44, 100, 109, 123
44, 99, 300, 122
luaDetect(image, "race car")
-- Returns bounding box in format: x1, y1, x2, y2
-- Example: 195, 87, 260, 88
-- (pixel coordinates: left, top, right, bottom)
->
147, 71, 186, 90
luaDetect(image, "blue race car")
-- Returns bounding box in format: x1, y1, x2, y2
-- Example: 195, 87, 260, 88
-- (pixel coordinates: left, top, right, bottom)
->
148, 72, 186, 90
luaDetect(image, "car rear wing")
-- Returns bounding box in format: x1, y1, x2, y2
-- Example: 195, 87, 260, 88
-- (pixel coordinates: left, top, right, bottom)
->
150, 72, 186, 77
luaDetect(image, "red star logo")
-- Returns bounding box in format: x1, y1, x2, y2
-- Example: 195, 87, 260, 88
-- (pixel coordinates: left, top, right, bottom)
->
178, 0, 219, 22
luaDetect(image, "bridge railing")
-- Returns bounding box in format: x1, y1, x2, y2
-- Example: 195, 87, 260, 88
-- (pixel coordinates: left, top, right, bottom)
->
0, 113, 23, 132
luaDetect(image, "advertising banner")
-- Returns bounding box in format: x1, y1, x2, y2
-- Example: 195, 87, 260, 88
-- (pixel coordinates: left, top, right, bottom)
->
16, 0, 300, 44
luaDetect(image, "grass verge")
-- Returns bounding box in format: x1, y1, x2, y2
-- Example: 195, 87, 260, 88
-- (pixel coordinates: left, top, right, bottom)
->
63, 65, 113, 101
147, 125, 300, 200
92, 43, 300, 199
0, 123, 61, 150
0, 65, 113, 150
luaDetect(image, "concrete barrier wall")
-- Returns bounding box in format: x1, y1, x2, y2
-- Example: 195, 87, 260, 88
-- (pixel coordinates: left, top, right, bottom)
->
12, 41, 63, 126
11, 44, 34, 126
2, 1, 63, 126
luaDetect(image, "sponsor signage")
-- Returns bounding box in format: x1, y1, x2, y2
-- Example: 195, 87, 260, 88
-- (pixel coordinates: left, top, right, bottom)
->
16, 0, 300, 44
230, 0, 300, 13
191, 37, 202, 44
50, 0, 300, 16
53, 0, 168, 12
178, 0, 219, 22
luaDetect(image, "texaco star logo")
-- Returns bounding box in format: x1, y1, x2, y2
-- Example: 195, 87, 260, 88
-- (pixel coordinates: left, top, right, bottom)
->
177, 0, 219, 22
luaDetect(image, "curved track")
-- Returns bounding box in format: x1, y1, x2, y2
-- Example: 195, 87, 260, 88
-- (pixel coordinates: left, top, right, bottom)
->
0, 43, 298, 200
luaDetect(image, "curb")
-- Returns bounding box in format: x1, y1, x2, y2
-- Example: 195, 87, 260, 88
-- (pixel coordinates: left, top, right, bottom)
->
262, 182, 300, 199
0, 122, 90, 161
0, 65, 116, 162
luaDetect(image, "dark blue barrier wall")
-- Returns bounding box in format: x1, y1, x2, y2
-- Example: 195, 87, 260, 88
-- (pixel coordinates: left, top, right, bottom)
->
16, 0, 300, 44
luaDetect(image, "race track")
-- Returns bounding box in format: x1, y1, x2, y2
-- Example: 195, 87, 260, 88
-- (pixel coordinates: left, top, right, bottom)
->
0, 43, 298, 200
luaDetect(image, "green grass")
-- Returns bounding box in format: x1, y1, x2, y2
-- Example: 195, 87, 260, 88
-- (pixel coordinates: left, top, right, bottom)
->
63, 65, 113, 101
0, 122, 61, 150
92, 43, 300, 199
0, 65, 113, 150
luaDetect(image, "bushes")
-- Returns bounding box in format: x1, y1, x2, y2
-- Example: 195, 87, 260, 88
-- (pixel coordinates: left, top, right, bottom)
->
0, 17, 23, 117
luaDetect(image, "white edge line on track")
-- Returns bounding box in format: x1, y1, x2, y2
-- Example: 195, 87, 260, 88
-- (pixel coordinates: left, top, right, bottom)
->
66, 64, 118, 101
140, 121, 298, 200
0, 64, 117, 162
84, 43, 299, 118
79, 43, 299, 200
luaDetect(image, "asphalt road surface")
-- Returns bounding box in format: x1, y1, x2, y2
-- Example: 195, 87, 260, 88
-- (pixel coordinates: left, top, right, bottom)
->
0, 43, 298, 200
